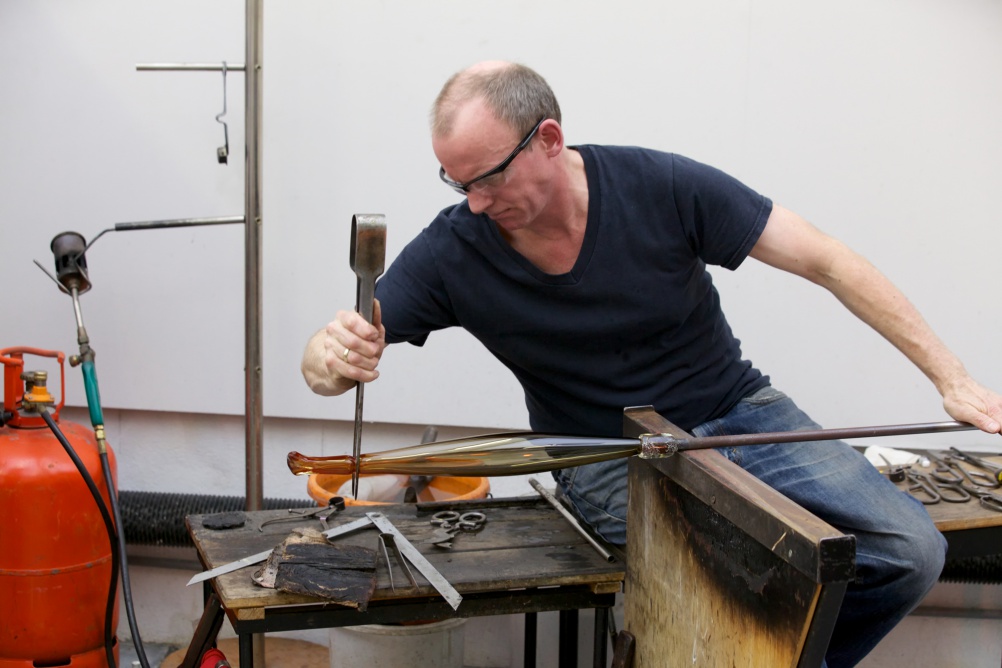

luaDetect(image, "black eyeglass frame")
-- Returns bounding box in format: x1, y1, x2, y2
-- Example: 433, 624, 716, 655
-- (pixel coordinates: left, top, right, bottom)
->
438, 116, 547, 194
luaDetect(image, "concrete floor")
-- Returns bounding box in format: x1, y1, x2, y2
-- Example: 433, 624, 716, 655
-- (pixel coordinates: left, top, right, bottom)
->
121, 637, 333, 668
119, 639, 180, 668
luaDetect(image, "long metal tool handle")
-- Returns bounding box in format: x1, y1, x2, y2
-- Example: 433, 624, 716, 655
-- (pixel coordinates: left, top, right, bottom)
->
529, 478, 615, 563
659, 420, 978, 453
349, 214, 387, 499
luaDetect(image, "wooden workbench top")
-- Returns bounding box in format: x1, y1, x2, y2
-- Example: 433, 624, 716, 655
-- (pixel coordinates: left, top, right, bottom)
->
187, 497, 625, 619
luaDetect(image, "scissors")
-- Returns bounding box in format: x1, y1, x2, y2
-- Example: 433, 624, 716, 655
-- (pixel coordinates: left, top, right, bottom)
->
932, 479, 1002, 513
945, 448, 1002, 487
426, 510, 487, 548
906, 470, 970, 505
929, 451, 999, 490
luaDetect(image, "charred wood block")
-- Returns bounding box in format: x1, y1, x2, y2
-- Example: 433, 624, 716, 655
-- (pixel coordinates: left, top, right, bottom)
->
275, 543, 378, 611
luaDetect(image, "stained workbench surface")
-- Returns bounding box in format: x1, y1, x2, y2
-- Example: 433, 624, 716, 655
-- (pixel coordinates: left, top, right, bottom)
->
186, 496, 624, 620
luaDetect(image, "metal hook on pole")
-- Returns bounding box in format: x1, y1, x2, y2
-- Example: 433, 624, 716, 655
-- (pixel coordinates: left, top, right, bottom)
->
216, 61, 229, 164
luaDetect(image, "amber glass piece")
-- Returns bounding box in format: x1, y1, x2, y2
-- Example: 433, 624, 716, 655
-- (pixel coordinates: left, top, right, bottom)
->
287, 432, 642, 477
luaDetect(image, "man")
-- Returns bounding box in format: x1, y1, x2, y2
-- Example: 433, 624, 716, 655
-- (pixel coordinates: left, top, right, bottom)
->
303, 61, 1002, 666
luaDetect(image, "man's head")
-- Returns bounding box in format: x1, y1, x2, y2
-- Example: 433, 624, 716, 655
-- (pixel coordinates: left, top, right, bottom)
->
430, 62, 569, 229
431, 61, 561, 141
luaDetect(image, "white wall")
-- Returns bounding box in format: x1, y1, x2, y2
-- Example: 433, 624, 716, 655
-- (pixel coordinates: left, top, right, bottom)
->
3, 0, 1000, 436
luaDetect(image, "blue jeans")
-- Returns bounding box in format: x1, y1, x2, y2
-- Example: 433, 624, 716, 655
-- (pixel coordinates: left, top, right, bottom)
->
552, 386, 946, 668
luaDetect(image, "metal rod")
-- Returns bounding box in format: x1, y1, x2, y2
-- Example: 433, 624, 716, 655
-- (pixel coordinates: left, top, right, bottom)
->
667, 420, 978, 452
243, 6, 264, 668
529, 478, 615, 563
136, 63, 246, 72
113, 215, 244, 231
244, 0, 264, 517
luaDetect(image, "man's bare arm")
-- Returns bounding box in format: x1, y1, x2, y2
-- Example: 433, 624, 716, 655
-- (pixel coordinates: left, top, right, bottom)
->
749, 204, 1002, 433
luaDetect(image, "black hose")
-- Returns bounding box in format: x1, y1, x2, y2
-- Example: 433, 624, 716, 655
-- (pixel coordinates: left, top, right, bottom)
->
102, 452, 151, 668
39, 409, 120, 668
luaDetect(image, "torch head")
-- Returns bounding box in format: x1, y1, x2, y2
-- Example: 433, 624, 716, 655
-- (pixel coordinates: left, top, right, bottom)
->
49, 231, 91, 294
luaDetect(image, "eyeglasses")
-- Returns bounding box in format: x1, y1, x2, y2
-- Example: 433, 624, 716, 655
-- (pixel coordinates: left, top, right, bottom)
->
439, 117, 546, 194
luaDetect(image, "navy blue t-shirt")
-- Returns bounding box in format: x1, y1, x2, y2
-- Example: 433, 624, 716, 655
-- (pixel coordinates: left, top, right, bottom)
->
375, 145, 773, 436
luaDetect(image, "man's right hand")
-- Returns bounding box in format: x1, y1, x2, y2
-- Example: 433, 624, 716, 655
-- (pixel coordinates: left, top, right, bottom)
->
301, 299, 386, 396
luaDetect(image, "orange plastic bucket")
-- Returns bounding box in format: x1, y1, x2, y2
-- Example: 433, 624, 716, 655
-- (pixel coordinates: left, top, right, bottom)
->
307, 473, 490, 507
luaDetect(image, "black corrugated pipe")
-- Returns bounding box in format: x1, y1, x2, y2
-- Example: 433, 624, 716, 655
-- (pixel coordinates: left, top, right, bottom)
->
118, 491, 314, 547
940, 555, 1002, 585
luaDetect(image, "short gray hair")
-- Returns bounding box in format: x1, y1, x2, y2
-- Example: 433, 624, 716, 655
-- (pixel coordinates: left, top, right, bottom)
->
431, 62, 562, 138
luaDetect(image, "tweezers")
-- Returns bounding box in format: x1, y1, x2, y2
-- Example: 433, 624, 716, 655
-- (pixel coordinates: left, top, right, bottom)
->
378, 532, 417, 591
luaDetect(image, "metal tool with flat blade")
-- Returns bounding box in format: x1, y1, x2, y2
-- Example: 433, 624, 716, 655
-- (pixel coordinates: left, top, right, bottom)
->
349, 214, 386, 499
186, 516, 373, 586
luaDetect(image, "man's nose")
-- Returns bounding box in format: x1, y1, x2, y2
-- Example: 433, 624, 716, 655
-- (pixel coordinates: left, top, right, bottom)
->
466, 189, 493, 215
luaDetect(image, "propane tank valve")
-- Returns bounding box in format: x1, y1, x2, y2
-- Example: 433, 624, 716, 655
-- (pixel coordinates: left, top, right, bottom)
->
22, 370, 56, 412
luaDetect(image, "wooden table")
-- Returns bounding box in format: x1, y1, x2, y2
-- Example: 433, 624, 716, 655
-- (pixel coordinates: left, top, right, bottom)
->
181, 496, 625, 668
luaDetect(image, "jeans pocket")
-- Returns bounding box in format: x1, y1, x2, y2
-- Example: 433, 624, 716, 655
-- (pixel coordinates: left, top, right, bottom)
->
740, 385, 787, 406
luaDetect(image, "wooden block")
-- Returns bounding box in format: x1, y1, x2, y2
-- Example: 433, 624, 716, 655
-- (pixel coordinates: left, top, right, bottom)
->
625, 457, 821, 667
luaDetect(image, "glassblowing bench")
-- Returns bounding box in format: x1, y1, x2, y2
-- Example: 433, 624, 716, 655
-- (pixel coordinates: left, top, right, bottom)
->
180, 496, 625, 668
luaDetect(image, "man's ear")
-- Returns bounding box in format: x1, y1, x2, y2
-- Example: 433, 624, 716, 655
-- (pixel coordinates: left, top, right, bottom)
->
538, 119, 564, 157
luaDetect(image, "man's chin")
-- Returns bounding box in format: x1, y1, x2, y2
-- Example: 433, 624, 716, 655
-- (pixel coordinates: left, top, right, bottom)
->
489, 210, 521, 229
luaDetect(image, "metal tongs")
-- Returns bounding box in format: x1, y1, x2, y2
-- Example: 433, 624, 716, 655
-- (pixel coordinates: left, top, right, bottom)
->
946, 447, 1002, 486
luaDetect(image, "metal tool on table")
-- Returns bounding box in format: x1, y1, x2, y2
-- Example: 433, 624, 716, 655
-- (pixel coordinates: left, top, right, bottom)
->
365, 511, 463, 610
905, 469, 970, 505
905, 470, 941, 505
877, 454, 908, 482
946, 447, 1002, 486
927, 451, 996, 491
377, 532, 417, 591
931, 479, 1002, 513
529, 477, 616, 563
935, 452, 1001, 489
348, 214, 387, 500
971, 489, 1002, 513
258, 496, 345, 531
426, 510, 487, 548
926, 452, 964, 485
187, 515, 373, 586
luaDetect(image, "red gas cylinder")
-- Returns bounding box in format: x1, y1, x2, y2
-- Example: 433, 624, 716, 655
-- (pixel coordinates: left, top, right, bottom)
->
0, 347, 119, 668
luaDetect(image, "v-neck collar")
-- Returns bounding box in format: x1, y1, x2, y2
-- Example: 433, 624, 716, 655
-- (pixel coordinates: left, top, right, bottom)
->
487, 147, 600, 285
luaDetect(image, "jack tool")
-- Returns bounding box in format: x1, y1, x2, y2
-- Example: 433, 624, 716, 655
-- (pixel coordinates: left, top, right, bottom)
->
365, 511, 462, 610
